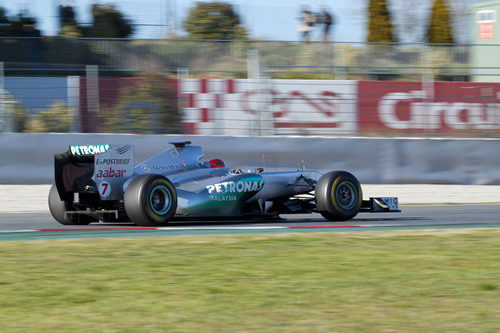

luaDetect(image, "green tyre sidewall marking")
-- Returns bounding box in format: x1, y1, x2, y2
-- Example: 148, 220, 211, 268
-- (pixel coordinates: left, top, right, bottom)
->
149, 184, 173, 215
144, 178, 176, 223
125, 174, 177, 226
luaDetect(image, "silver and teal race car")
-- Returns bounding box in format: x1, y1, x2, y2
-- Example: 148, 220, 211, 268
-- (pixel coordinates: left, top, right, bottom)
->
49, 141, 399, 226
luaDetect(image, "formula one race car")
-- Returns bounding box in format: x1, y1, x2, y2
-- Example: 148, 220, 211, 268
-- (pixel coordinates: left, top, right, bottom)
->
49, 141, 400, 226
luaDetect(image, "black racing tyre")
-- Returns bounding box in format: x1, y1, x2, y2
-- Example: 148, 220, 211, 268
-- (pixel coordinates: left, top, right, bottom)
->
48, 185, 94, 225
315, 171, 362, 221
124, 174, 177, 226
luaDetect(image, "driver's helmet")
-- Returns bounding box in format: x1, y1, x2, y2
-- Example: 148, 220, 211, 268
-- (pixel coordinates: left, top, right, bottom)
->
209, 159, 225, 168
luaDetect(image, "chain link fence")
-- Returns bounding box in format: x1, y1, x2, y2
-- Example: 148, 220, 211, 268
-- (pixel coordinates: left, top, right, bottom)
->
1, 37, 500, 137
0, 37, 480, 78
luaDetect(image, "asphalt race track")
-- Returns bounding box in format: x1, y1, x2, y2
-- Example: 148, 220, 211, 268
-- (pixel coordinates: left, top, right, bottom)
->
0, 204, 499, 241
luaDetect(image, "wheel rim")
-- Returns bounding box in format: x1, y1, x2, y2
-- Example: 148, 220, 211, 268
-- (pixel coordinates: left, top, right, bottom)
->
335, 181, 357, 210
149, 185, 172, 215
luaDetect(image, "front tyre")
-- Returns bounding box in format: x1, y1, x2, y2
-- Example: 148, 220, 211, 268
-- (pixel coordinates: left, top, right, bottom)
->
315, 171, 362, 221
48, 185, 94, 225
124, 175, 177, 226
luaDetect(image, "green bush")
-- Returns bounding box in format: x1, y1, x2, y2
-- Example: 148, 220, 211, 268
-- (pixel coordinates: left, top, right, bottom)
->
25, 102, 73, 133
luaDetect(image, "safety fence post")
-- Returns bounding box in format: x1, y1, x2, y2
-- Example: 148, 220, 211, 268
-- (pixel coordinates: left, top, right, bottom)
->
247, 49, 273, 136
67, 75, 80, 132
177, 67, 189, 134
0, 62, 13, 132
421, 46, 435, 133
0, 62, 4, 132
85, 65, 99, 133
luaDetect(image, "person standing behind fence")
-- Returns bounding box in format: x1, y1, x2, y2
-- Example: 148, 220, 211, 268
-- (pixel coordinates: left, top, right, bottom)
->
298, 6, 315, 42
317, 6, 334, 42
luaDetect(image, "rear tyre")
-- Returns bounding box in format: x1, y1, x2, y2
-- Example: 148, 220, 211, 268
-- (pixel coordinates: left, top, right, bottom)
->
48, 185, 94, 225
124, 174, 177, 226
315, 171, 362, 221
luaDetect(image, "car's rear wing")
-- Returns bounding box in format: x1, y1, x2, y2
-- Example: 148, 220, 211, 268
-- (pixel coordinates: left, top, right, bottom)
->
54, 144, 135, 201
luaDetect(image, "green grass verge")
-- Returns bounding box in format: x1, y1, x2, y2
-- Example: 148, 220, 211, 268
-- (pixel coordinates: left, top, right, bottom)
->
0, 229, 499, 332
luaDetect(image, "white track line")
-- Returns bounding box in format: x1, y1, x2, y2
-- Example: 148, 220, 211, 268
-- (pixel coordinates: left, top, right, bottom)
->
157, 226, 286, 230
0, 226, 288, 233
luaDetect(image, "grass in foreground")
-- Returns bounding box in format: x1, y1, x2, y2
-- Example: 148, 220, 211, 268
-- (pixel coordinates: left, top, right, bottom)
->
0, 229, 499, 332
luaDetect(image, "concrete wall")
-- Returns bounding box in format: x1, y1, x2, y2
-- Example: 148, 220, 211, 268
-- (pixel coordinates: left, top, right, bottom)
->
1, 133, 499, 185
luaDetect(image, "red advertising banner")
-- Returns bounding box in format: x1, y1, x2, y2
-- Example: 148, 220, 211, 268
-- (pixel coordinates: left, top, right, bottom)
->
180, 79, 357, 136
77, 78, 500, 136
358, 81, 500, 135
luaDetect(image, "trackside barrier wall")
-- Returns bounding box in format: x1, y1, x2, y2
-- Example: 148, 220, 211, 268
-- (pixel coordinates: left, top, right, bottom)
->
1, 133, 499, 185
